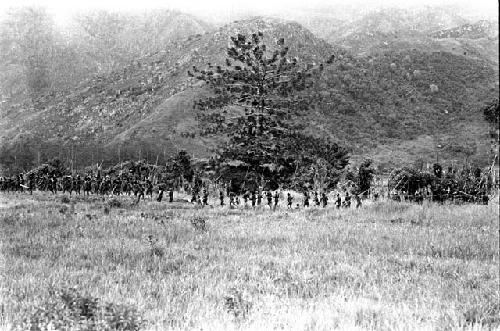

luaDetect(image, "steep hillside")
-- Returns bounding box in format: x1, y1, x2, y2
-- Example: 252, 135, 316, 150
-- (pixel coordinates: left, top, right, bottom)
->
313, 49, 498, 169
0, 16, 498, 173
0, 8, 214, 109
0, 17, 335, 169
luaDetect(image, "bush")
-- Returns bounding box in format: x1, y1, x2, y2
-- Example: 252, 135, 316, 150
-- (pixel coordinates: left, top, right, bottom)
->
108, 198, 122, 208
15, 287, 145, 331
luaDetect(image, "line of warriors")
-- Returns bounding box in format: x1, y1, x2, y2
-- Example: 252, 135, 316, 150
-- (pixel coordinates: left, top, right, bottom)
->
2, 173, 363, 208
191, 189, 363, 209
0, 173, 170, 201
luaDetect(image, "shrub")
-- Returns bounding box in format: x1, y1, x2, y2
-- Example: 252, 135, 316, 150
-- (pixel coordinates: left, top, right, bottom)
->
190, 218, 207, 232
108, 198, 122, 208
15, 287, 145, 331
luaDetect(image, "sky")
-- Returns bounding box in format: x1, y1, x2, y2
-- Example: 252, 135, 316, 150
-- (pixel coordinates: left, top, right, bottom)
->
0, 0, 498, 24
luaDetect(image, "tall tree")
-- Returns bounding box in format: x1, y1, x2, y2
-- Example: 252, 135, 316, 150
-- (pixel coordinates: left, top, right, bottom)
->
356, 158, 375, 196
191, 32, 347, 190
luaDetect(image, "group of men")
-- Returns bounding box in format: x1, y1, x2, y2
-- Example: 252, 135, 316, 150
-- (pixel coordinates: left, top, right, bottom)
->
189, 189, 363, 209
0, 172, 160, 200
1, 172, 366, 210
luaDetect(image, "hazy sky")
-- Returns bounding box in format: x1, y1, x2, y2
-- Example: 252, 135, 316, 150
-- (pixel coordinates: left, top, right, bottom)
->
0, 0, 497, 24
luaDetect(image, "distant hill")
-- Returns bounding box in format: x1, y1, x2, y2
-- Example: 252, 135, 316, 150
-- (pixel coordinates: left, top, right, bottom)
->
0, 8, 214, 107
431, 20, 498, 39
324, 7, 469, 41
0, 16, 498, 173
314, 7, 498, 69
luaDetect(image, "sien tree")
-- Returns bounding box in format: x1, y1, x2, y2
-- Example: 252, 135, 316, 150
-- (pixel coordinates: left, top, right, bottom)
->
190, 32, 348, 192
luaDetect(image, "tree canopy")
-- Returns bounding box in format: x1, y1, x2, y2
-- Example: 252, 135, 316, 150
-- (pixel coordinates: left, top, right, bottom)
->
191, 32, 348, 191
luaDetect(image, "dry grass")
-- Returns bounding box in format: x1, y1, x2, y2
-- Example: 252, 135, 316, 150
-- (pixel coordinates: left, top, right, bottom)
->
0, 192, 498, 330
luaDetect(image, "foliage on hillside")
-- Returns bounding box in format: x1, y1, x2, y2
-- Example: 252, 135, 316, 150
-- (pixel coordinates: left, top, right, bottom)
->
388, 162, 492, 203
312, 47, 497, 168
483, 99, 499, 125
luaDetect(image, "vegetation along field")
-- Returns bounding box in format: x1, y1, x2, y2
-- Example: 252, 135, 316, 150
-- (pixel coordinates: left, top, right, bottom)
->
0, 192, 498, 330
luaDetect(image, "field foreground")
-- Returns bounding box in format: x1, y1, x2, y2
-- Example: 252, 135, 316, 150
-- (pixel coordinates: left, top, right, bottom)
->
0, 192, 499, 330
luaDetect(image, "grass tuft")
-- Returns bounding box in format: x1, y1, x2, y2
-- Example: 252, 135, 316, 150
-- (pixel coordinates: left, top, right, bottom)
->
13, 287, 145, 331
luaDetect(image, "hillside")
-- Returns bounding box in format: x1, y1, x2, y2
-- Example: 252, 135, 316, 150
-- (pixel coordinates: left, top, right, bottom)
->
0, 16, 498, 173
0, 8, 214, 108
431, 20, 498, 39
318, 8, 499, 68
324, 6, 469, 42
0, 17, 335, 170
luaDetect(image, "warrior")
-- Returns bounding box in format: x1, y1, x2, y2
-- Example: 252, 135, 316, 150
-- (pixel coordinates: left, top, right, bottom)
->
202, 189, 209, 206
219, 190, 225, 206
266, 191, 273, 209
303, 191, 309, 207
354, 194, 362, 208
287, 193, 293, 209
50, 176, 58, 194
27, 173, 35, 195
157, 183, 166, 202
273, 191, 279, 210
344, 192, 351, 208
62, 175, 73, 195
74, 175, 82, 195
335, 193, 341, 209
137, 181, 145, 201
251, 191, 256, 207
169, 189, 174, 203
321, 192, 328, 208
243, 191, 250, 206
229, 192, 235, 207
314, 192, 320, 206
157, 187, 164, 202
146, 179, 153, 199
113, 177, 122, 195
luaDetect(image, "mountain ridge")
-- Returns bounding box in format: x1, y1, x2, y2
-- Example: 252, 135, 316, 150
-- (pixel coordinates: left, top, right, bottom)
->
0, 15, 498, 173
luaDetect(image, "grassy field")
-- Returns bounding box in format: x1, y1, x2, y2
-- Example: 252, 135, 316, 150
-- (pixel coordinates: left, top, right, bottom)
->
0, 192, 498, 330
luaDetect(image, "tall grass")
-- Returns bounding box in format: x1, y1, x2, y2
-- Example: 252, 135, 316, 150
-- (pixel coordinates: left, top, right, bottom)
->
0, 192, 498, 330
